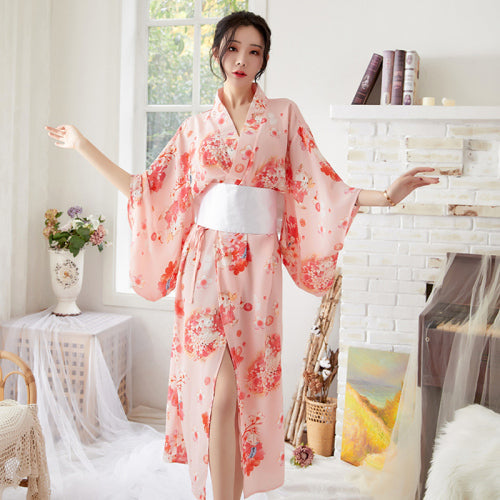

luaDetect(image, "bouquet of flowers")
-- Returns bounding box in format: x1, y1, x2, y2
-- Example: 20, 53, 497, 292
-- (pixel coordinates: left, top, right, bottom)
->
303, 344, 339, 404
43, 206, 108, 257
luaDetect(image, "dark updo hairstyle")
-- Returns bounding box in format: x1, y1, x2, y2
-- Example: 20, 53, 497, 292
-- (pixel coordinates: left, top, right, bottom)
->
210, 11, 271, 81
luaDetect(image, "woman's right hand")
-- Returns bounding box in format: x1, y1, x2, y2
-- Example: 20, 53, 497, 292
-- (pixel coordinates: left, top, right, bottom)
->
45, 124, 85, 150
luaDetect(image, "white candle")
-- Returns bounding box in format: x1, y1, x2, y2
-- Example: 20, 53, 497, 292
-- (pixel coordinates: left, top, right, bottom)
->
442, 98, 456, 106
422, 97, 435, 106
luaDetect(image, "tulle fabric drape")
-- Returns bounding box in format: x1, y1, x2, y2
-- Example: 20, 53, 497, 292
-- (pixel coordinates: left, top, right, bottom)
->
0, 310, 194, 500
0, 0, 50, 321
344, 252, 499, 500
419, 253, 500, 497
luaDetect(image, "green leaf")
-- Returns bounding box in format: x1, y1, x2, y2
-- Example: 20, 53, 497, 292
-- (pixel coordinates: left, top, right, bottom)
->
52, 231, 69, 241
77, 226, 91, 240
68, 235, 85, 256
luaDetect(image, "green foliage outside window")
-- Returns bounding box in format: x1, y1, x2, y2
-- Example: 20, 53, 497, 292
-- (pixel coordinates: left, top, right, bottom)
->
146, 0, 248, 166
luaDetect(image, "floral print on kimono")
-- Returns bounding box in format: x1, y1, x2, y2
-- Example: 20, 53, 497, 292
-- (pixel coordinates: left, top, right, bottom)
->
128, 83, 360, 499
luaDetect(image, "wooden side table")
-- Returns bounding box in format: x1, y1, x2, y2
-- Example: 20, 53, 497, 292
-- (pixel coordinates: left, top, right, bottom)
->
0, 310, 133, 444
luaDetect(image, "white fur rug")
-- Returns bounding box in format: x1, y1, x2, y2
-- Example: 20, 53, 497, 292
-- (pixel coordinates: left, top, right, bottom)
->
424, 404, 500, 500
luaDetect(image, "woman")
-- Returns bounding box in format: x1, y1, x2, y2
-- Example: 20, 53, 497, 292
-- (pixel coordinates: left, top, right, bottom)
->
46, 11, 437, 500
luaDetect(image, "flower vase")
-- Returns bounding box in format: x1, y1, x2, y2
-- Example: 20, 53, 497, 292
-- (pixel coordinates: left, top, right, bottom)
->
49, 248, 85, 316
305, 396, 337, 456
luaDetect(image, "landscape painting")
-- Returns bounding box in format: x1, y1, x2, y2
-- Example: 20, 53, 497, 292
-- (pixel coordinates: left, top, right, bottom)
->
340, 346, 409, 468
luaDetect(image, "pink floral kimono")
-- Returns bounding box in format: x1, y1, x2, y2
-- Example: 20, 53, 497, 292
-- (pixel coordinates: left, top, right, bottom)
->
128, 83, 360, 499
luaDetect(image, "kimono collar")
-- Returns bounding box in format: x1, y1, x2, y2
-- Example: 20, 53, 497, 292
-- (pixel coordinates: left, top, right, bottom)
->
211, 83, 268, 124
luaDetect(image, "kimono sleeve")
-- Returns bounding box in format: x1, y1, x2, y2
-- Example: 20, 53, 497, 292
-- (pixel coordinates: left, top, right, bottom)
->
127, 123, 194, 301
279, 102, 360, 296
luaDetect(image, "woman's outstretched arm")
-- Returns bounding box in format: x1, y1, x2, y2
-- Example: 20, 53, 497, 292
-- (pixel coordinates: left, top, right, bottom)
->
45, 125, 132, 197
356, 166, 439, 207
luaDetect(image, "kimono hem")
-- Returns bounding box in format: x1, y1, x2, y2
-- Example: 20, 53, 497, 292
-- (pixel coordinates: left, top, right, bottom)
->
128, 83, 360, 500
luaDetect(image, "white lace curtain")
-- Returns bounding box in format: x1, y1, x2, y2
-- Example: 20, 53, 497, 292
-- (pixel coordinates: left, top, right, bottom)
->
0, 0, 51, 321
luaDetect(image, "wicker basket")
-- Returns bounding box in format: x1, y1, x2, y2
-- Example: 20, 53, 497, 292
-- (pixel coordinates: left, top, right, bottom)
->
305, 396, 337, 456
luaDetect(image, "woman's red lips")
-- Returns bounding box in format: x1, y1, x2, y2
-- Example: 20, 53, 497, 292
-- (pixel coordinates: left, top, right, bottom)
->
233, 71, 247, 77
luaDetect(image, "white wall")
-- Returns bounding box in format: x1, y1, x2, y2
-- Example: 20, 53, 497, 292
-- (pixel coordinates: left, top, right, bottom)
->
45, 0, 500, 412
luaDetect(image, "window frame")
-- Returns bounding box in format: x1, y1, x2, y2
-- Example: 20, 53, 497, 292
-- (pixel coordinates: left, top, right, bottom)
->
103, 0, 267, 311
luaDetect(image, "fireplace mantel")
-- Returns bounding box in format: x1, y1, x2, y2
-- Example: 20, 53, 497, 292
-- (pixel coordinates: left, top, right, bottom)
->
330, 104, 500, 121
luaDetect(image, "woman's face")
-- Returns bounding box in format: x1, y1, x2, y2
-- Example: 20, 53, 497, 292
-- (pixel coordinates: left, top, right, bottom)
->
218, 25, 265, 85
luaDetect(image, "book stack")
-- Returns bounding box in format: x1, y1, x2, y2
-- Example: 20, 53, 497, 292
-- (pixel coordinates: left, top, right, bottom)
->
352, 50, 420, 105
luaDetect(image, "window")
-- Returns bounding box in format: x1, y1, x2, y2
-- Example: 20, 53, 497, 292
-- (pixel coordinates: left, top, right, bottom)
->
103, 0, 267, 310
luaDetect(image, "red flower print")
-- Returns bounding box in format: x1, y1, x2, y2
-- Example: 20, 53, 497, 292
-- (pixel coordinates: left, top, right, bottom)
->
199, 133, 232, 171
252, 157, 286, 190
148, 165, 167, 192
217, 234, 251, 275
130, 175, 144, 206
301, 254, 339, 293
170, 332, 182, 358
202, 412, 210, 436
158, 261, 178, 296
297, 126, 317, 152
267, 333, 281, 356
184, 308, 225, 360
219, 292, 238, 326
285, 163, 312, 204
168, 385, 178, 407
179, 152, 191, 176
164, 430, 187, 463
283, 216, 299, 246
241, 413, 265, 476
230, 345, 244, 369
320, 161, 341, 181
131, 274, 144, 287
175, 299, 184, 317
247, 334, 282, 395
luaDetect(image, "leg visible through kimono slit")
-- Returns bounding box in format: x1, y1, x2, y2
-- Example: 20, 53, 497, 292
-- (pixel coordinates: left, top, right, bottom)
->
209, 344, 244, 500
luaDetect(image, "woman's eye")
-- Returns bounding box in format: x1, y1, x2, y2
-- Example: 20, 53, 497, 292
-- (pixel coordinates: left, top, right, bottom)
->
251, 51, 260, 56
228, 46, 236, 52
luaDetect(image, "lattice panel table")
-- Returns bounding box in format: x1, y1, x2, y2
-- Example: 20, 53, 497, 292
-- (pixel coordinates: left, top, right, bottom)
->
0, 310, 133, 444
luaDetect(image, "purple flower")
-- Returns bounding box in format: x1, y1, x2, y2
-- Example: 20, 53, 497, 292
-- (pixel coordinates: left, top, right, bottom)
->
67, 206, 83, 218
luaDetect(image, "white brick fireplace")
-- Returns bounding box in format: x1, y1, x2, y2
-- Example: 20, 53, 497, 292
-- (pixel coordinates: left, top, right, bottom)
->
330, 105, 500, 454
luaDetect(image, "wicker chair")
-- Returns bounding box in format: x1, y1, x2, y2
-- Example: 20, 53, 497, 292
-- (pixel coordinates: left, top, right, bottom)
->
0, 350, 39, 490
0, 350, 37, 405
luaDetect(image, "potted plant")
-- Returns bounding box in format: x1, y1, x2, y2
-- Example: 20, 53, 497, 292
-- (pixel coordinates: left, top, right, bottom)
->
43, 206, 107, 316
303, 346, 339, 456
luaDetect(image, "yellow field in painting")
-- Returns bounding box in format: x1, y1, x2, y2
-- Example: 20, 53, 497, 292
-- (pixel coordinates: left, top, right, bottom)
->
341, 382, 401, 467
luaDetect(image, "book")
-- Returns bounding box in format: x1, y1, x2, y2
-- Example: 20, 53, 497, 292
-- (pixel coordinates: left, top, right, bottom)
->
403, 51, 420, 105
352, 53, 383, 105
390, 49, 406, 105
380, 50, 395, 105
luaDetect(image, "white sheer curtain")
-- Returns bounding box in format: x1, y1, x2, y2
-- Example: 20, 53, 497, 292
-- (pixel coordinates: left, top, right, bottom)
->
0, 0, 51, 321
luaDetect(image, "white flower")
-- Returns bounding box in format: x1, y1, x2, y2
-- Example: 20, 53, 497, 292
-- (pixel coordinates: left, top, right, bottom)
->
319, 357, 331, 369
88, 215, 100, 230
321, 369, 331, 380
60, 222, 72, 232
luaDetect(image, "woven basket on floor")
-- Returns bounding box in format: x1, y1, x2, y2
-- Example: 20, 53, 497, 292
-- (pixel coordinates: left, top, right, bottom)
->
305, 396, 337, 456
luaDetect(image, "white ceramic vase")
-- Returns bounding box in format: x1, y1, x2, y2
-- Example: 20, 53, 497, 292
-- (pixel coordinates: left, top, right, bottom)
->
49, 248, 85, 316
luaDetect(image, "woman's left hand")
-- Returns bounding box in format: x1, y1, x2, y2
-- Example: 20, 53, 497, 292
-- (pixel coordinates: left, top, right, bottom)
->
386, 167, 439, 205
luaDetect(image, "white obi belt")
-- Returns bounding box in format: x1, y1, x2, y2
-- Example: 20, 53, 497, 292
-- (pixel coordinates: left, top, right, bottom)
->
195, 183, 283, 235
